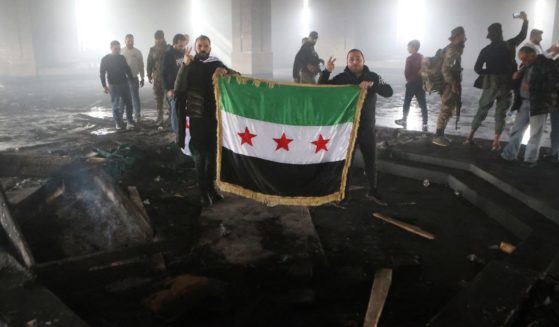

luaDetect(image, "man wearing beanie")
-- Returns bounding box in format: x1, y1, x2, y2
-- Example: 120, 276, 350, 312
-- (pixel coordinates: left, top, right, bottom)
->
433, 26, 467, 147
463, 12, 528, 151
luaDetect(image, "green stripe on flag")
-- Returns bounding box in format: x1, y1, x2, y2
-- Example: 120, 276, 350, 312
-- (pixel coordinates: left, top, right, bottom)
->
218, 76, 360, 126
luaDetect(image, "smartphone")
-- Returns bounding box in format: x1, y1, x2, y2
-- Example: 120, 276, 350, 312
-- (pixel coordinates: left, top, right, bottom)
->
513, 12, 522, 18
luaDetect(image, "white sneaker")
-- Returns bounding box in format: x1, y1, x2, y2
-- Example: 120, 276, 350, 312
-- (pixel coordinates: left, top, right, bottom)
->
126, 121, 136, 130
115, 122, 125, 131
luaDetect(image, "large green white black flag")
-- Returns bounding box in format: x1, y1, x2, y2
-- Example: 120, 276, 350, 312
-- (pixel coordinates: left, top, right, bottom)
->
214, 76, 366, 206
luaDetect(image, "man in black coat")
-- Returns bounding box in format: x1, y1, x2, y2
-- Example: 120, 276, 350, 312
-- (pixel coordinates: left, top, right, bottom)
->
175, 35, 238, 207
464, 12, 528, 150
319, 49, 393, 206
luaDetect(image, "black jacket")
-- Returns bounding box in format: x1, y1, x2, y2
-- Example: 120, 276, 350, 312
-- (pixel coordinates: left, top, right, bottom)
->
475, 20, 528, 76
100, 54, 133, 88
318, 65, 393, 121
175, 56, 232, 118
161, 47, 184, 91
511, 55, 559, 116
294, 42, 320, 77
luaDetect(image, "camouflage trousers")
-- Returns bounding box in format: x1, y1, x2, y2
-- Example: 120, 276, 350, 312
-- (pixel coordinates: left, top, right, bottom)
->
436, 84, 461, 130
153, 77, 166, 115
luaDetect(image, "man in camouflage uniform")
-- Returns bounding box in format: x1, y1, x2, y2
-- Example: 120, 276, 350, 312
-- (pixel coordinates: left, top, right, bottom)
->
147, 30, 169, 125
433, 26, 466, 147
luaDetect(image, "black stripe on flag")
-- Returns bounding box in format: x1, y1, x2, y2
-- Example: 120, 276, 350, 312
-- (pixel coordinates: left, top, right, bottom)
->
220, 147, 345, 197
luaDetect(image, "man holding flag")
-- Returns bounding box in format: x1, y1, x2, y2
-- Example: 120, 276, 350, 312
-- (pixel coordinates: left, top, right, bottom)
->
175, 35, 238, 207
319, 49, 393, 206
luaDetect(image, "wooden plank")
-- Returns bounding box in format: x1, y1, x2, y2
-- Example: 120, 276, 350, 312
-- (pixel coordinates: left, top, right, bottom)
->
34, 239, 186, 274
373, 212, 435, 240
0, 188, 35, 267
363, 268, 393, 327
92, 170, 153, 237
127, 186, 150, 222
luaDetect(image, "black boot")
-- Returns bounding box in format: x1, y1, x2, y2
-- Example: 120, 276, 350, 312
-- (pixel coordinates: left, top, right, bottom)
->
208, 181, 223, 203
200, 192, 212, 207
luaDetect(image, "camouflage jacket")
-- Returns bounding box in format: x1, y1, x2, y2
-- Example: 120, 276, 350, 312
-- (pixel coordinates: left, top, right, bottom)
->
146, 42, 169, 80
442, 43, 464, 85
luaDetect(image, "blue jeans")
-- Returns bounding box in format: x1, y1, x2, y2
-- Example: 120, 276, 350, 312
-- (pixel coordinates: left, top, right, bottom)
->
109, 83, 133, 124
117, 78, 140, 120
501, 100, 547, 163
550, 111, 559, 157
166, 95, 178, 133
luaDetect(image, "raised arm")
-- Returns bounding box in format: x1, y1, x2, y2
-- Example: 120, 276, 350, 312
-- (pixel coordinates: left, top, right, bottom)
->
508, 16, 528, 47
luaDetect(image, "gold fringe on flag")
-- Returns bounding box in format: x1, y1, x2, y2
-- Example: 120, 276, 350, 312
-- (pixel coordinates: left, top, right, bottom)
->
213, 74, 367, 207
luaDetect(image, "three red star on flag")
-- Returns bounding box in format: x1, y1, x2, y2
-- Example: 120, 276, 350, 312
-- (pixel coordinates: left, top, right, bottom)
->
237, 128, 330, 153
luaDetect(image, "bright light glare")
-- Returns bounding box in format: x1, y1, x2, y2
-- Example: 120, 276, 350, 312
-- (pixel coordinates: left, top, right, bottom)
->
301, 0, 310, 37
190, 0, 232, 66
533, 0, 546, 30
76, 0, 110, 52
190, 0, 202, 38
397, 0, 426, 44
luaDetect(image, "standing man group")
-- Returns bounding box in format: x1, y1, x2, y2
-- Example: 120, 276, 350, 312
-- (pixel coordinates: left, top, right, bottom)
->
463, 12, 528, 150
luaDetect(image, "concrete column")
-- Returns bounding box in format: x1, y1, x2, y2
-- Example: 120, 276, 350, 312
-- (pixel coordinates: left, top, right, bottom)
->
553, 0, 559, 45
231, 0, 273, 77
0, 0, 37, 76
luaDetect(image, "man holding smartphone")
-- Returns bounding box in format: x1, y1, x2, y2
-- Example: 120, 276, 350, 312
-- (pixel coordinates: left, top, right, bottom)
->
463, 11, 528, 151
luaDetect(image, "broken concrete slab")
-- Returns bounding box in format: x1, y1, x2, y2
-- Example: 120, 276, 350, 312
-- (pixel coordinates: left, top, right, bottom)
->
428, 261, 539, 327
0, 249, 88, 326
12, 166, 153, 262
0, 188, 35, 267
194, 196, 326, 270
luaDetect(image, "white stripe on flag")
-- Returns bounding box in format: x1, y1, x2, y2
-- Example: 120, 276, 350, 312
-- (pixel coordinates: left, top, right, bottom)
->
181, 116, 191, 156
221, 111, 353, 165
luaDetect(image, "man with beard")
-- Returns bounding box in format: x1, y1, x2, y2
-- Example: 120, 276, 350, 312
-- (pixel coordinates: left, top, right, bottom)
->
161, 33, 189, 132
319, 49, 393, 206
147, 30, 169, 125
174, 35, 239, 206
463, 12, 528, 151
433, 27, 466, 147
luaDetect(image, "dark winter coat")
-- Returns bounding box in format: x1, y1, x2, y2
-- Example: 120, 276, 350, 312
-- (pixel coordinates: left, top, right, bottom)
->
511, 55, 559, 116
161, 47, 185, 91
174, 56, 230, 119
318, 65, 393, 122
